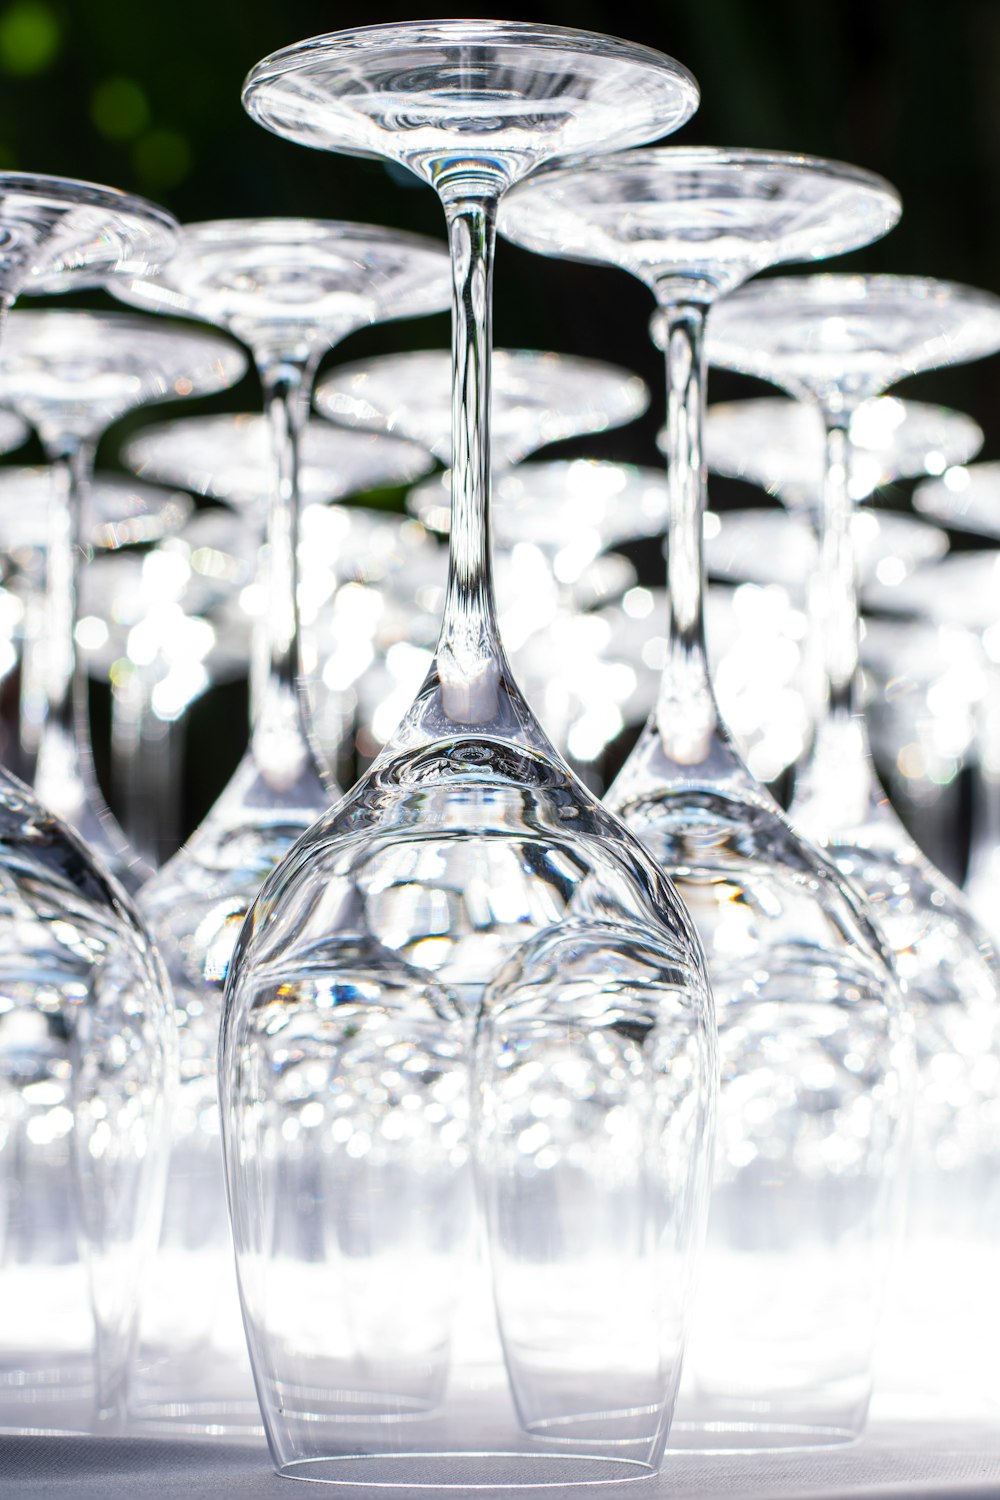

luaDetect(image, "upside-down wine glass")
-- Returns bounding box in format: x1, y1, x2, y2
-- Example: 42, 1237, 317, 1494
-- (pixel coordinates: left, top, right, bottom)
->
708, 272, 1000, 1416
0, 467, 192, 789
702, 497, 952, 762
500, 146, 912, 1449
408, 457, 661, 767
0, 412, 34, 771
226, 21, 716, 1486
911, 467, 1000, 942
0, 171, 178, 1435
111, 218, 450, 1429
123, 412, 435, 785
0, 308, 245, 893
703, 394, 983, 517
316, 345, 648, 469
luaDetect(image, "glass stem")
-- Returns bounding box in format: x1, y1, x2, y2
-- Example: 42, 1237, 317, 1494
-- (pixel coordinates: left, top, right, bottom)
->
111, 666, 180, 868
792, 408, 888, 833
612, 299, 758, 810
250, 354, 320, 786
658, 303, 718, 754
970, 671, 1000, 868
33, 440, 100, 817
434, 193, 505, 727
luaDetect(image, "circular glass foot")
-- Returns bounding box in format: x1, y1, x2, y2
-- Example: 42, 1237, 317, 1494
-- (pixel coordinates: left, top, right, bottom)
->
667, 1420, 858, 1454
277, 1451, 656, 1489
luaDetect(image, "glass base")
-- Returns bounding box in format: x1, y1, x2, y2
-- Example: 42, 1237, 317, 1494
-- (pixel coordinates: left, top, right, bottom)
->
276, 1452, 656, 1489
667, 1419, 858, 1454
127, 1397, 264, 1440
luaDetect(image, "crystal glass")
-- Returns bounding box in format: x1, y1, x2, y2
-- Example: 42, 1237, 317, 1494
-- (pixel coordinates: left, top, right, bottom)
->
316, 347, 648, 467
227, 20, 714, 1485
113, 218, 450, 1430
77, 532, 255, 869
0, 171, 175, 303
124, 411, 431, 520
0, 309, 245, 892
409, 458, 665, 761
708, 272, 1000, 1416
0, 468, 192, 780
859, 614, 984, 881
500, 146, 911, 1447
704, 395, 983, 514
908, 472, 1000, 938
706, 506, 949, 591
0, 171, 177, 1436
704, 504, 949, 762
913, 458, 1000, 533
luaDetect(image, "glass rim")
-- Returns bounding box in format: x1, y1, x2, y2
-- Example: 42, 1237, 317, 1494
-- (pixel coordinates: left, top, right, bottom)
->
711, 270, 1000, 314
514, 145, 901, 207
2, 304, 245, 347
0, 170, 176, 234
176, 217, 449, 258
242, 17, 699, 115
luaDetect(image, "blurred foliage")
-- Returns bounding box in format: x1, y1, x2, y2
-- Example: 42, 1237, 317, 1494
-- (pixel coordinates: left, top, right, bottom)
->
1, 0, 996, 839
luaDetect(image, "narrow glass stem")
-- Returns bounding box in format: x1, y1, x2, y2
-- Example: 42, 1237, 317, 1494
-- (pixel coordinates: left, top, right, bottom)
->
435, 194, 503, 726
792, 406, 885, 833
655, 302, 721, 765
816, 416, 861, 722
111, 667, 180, 868
34, 441, 98, 814
251, 355, 317, 782
970, 674, 1000, 861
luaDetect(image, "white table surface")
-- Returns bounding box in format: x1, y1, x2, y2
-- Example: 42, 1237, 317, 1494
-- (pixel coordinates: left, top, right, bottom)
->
3, 1418, 1000, 1499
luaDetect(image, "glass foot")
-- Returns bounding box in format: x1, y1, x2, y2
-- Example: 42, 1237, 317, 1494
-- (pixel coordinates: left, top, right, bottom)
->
667, 1420, 859, 1454
276, 1451, 656, 1489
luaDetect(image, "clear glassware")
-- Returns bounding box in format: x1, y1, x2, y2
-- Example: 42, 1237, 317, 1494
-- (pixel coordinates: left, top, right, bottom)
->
909, 472, 1000, 938
316, 346, 648, 468
409, 456, 668, 566
707, 272, 1000, 1416
703, 504, 949, 764
705, 506, 949, 591
704, 395, 983, 515
77, 537, 254, 869
409, 458, 666, 761
859, 614, 985, 884
0, 171, 178, 1435
912, 458, 1000, 533
0, 308, 245, 892
113, 219, 450, 1430
124, 411, 431, 523
0, 468, 192, 781
500, 146, 912, 1448
0, 171, 175, 303
226, 20, 715, 1486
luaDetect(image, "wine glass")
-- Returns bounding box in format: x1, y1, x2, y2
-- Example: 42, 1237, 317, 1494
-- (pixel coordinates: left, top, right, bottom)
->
0, 171, 178, 1435
0, 467, 192, 774
226, 20, 715, 1486
704, 503, 949, 763
111, 219, 450, 1429
912, 458, 1000, 533
316, 346, 648, 468
123, 412, 435, 776
707, 272, 1000, 1416
704, 394, 983, 516
0, 309, 245, 893
500, 146, 911, 1448
910, 468, 1000, 936
123, 411, 431, 523
409, 457, 665, 762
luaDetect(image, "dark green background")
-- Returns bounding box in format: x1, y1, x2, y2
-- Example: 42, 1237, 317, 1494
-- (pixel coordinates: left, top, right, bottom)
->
1, 0, 994, 857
